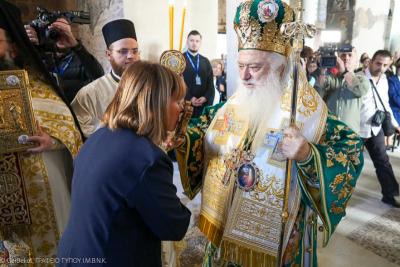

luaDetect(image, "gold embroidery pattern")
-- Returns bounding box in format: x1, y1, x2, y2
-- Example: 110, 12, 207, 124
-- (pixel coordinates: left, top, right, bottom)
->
0, 153, 31, 225
329, 173, 354, 215
34, 110, 81, 157
29, 77, 82, 157
212, 107, 246, 145
234, 1, 294, 55
297, 79, 318, 117
321, 115, 362, 170
0, 70, 37, 153
29, 79, 59, 103
0, 154, 60, 262
281, 78, 318, 117
21, 154, 59, 259
251, 174, 284, 208
320, 115, 363, 214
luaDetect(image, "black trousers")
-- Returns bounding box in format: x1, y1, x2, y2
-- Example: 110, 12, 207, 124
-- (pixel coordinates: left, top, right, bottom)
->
364, 129, 399, 198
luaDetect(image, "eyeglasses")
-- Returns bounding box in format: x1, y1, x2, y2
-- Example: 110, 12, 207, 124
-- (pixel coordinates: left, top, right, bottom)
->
112, 48, 140, 56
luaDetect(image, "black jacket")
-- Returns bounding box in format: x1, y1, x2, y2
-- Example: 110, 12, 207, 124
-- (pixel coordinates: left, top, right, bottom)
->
183, 52, 214, 117
57, 127, 191, 267
55, 42, 104, 103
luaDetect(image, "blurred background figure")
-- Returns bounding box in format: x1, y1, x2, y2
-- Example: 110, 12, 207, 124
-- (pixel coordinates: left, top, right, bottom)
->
389, 58, 400, 126
25, 18, 104, 103
71, 19, 140, 138
300, 45, 314, 64
317, 46, 369, 135
183, 30, 214, 118
355, 52, 370, 73
211, 58, 226, 104
306, 56, 319, 88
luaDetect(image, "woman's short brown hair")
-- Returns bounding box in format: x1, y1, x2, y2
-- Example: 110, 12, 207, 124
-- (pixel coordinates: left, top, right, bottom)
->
103, 61, 186, 145
211, 59, 224, 71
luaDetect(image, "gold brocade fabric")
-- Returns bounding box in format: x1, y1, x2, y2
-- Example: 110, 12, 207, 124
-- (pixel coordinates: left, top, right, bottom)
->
0, 70, 82, 264
29, 74, 82, 157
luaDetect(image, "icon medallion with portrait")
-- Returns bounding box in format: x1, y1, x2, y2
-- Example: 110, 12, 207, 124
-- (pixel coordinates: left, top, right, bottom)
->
237, 163, 257, 191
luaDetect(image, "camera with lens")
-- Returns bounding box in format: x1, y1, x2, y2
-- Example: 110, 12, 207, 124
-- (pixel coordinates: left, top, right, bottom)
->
30, 7, 90, 49
318, 43, 353, 68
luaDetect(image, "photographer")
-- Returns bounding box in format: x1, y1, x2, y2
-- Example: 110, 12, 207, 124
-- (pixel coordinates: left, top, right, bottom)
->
360, 50, 399, 208
25, 17, 104, 103
317, 46, 369, 134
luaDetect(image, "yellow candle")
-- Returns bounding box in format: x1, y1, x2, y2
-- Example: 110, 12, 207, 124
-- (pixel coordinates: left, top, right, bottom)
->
179, 5, 186, 51
169, 1, 175, 50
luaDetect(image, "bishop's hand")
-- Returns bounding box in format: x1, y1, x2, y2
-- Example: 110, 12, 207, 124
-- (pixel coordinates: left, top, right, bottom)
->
281, 126, 311, 162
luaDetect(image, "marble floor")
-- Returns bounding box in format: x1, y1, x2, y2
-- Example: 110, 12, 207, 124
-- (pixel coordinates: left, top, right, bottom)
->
172, 148, 400, 266
318, 149, 400, 267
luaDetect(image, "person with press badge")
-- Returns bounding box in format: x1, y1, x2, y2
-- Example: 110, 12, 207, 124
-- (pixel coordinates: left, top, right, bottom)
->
182, 30, 214, 118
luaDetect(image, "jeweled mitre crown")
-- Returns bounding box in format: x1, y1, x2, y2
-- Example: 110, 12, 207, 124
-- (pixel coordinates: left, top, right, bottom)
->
234, 0, 294, 56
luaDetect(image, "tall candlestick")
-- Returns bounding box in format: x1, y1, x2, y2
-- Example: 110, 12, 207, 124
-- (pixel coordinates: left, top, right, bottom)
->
169, 0, 175, 50
179, 3, 187, 51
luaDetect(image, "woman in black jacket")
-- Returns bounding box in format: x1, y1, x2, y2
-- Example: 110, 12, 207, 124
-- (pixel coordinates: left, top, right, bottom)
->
57, 61, 191, 266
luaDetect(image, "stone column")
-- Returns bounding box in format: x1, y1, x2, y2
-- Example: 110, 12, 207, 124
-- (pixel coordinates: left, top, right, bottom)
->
301, 0, 319, 48
226, 0, 241, 97
77, 0, 124, 72
352, 0, 391, 56
389, 0, 400, 53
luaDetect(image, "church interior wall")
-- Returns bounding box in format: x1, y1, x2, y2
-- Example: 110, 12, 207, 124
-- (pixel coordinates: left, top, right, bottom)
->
389, 0, 400, 54
352, 0, 392, 57
122, 0, 218, 64
8, 0, 400, 85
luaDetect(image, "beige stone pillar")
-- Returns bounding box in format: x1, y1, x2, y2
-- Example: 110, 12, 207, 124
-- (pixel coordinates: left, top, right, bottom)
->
77, 0, 124, 72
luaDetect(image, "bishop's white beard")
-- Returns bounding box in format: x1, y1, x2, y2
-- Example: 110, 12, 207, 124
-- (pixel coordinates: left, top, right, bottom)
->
234, 71, 285, 151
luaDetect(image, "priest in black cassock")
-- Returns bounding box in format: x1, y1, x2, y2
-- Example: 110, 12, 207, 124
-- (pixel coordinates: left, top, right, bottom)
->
183, 30, 214, 118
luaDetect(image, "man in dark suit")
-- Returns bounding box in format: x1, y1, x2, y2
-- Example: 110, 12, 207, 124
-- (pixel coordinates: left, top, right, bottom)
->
183, 30, 214, 118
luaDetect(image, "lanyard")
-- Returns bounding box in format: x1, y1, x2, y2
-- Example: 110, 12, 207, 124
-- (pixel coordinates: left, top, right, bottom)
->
186, 52, 200, 75
54, 54, 73, 76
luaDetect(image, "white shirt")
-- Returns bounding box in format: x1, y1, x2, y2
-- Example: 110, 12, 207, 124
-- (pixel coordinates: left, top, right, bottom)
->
360, 69, 398, 138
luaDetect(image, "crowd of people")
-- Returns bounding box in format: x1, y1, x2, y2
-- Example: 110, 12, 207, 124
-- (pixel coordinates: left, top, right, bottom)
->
0, 0, 398, 266
303, 45, 400, 208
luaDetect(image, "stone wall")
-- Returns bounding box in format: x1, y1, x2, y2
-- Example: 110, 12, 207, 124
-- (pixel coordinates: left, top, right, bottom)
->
352, 0, 391, 56
8, 0, 122, 72
8, 0, 77, 23
76, 0, 123, 72
326, 0, 355, 44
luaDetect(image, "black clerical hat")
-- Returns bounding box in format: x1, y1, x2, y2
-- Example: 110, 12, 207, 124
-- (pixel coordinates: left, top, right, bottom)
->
102, 19, 136, 47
